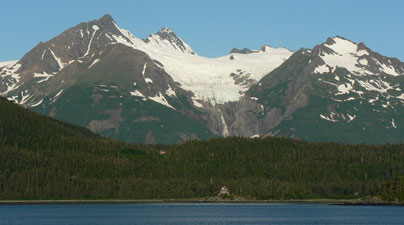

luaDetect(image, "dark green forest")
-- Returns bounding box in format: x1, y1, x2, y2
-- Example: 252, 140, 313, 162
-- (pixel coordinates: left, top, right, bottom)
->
0, 97, 403, 201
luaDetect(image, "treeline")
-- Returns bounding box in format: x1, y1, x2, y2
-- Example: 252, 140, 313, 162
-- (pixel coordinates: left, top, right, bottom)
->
0, 97, 404, 201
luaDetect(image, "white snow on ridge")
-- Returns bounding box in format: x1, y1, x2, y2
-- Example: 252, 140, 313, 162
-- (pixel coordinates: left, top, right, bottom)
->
379, 62, 399, 76
325, 37, 364, 55
314, 37, 371, 75
109, 22, 294, 104
0, 62, 22, 95
143, 47, 293, 104
314, 37, 402, 77
0, 60, 18, 68
146, 29, 196, 55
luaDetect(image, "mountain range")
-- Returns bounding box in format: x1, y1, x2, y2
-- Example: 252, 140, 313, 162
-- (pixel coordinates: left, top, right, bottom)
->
1, 14, 403, 144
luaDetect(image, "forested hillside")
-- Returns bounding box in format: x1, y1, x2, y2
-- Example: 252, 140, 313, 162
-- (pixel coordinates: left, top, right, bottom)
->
0, 97, 403, 201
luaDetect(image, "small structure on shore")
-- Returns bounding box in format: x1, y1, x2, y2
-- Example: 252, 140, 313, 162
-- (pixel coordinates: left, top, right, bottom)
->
204, 185, 239, 201
218, 186, 230, 197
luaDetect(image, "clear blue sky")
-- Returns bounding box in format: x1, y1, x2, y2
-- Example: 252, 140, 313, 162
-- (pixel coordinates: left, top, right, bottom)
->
0, 0, 403, 61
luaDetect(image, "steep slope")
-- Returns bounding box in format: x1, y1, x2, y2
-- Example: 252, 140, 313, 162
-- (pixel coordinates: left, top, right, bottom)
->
2, 15, 404, 144
31, 44, 216, 143
0, 96, 99, 148
0, 15, 217, 144
0, 14, 292, 144
240, 36, 404, 144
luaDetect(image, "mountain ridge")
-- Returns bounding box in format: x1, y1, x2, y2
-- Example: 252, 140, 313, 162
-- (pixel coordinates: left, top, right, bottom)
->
1, 14, 403, 144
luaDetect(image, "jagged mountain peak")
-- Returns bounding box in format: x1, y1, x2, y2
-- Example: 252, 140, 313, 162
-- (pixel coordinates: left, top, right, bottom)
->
16, 13, 123, 76
318, 36, 366, 55
158, 27, 175, 34
144, 27, 196, 55
154, 27, 183, 44
98, 13, 114, 23
311, 35, 404, 76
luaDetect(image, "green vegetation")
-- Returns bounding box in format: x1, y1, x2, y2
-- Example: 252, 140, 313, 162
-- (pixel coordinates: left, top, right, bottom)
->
33, 84, 216, 144
1, 97, 404, 202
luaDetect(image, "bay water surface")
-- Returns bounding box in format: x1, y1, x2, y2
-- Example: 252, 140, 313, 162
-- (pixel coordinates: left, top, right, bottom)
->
0, 203, 403, 225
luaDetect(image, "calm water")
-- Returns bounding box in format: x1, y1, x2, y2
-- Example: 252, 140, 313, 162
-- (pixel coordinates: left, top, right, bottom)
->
0, 203, 403, 225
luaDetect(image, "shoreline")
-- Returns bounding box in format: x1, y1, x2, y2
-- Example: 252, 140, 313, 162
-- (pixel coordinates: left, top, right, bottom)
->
0, 199, 403, 206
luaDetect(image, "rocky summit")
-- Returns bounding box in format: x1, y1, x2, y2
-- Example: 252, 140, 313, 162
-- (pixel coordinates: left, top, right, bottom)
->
1, 14, 403, 144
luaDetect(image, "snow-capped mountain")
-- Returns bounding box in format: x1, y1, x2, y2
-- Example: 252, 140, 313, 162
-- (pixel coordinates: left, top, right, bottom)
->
1, 14, 403, 144
234, 36, 404, 144
94, 18, 293, 105
1, 14, 292, 107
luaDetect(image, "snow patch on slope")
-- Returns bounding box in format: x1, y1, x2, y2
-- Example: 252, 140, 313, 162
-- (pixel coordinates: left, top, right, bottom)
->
314, 37, 371, 75
0, 62, 22, 95
89, 59, 100, 68
320, 114, 338, 122
165, 85, 176, 97
34, 72, 55, 83
29, 99, 44, 107
130, 89, 175, 110
49, 49, 65, 70
149, 92, 174, 109
83, 25, 99, 57
50, 89, 64, 104
191, 96, 203, 108
392, 119, 397, 128
130, 90, 146, 99
145, 78, 153, 84
314, 37, 401, 77
379, 62, 399, 76
109, 22, 293, 104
